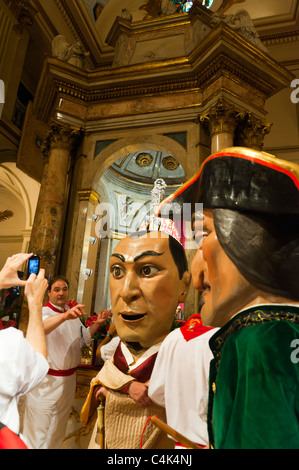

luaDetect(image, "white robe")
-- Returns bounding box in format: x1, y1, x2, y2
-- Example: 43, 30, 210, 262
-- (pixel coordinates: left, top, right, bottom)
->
0, 328, 48, 440
23, 302, 92, 449
148, 326, 216, 446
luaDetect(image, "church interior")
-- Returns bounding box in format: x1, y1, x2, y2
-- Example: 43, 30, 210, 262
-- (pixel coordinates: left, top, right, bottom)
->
0, 0, 299, 448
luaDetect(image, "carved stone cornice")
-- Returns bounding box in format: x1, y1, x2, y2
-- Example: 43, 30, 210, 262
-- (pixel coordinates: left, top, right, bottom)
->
260, 30, 299, 46
41, 120, 81, 157
32, 22, 294, 131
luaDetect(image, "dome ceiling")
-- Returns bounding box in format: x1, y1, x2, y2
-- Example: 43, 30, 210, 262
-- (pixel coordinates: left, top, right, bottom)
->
109, 150, 186, 185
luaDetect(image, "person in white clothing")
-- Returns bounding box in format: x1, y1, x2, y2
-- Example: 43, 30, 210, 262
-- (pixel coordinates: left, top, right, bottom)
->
0, 253, 49, 448
148, 315, 216, 448
148, 216, 218, 448
23, 275, 110, 449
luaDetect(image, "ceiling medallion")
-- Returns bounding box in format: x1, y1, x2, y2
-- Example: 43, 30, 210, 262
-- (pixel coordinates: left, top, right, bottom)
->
136, 153, 153, 167
162, 156, 179, 171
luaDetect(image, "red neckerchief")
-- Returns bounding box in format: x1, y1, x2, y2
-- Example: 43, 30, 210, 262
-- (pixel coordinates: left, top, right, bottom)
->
44, 301, 67, 313
180, 314, 213, 341
113, 342, 158, 383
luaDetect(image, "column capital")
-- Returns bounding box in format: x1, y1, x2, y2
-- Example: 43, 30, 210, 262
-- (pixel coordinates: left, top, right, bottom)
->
199, 99, 245, 136
5, 0, 38, 33
41, 120, 81, 157
78, 189, 100, 205
236, 114, 272, 150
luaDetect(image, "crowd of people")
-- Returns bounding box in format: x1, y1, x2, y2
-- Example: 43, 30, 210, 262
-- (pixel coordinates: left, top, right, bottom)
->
0, 146, 298, 449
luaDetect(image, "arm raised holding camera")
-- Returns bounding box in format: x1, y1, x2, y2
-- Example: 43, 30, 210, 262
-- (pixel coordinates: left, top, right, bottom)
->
24, 271, 48, 359
0, 253, 33, 290
0, 253, 48, 359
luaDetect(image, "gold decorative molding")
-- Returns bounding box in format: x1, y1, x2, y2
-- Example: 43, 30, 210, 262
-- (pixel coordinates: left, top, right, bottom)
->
162, 156, 180, 171
78, 189, 100, 205
136, 152, 153, 167
260, 30, 299, 46
32, 22, 293, 130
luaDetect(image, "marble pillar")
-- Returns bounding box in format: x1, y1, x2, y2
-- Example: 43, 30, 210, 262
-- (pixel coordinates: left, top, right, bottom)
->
28, 121, 81, 279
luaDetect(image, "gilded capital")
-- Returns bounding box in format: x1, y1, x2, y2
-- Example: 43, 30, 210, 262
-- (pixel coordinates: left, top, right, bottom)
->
236, 114, 272, 150
78, 189, 100, 205
199, 99, 245, 136
41, 121, 81, 157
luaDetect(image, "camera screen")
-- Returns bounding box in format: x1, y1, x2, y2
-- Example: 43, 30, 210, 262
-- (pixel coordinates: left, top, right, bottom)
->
29, 259, 39, 274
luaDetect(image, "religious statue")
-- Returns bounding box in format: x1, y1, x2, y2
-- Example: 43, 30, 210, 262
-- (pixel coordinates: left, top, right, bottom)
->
211, 9, 268, 52
52, 35, 90, 69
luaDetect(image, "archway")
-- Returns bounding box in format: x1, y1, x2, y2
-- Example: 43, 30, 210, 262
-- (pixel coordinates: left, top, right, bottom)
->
92, 148, 186, 313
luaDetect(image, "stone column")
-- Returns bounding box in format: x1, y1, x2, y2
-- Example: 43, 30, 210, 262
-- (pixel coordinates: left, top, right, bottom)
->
235, 114, 272, 150
75, 190, 100, 313
199, 99, 244, 153
28, 121, 81, 279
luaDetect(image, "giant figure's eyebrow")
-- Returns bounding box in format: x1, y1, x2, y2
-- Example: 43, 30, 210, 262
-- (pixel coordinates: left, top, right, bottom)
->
110, 251, 164, 263
133, 251, 164, 262
110, 253, 125, 262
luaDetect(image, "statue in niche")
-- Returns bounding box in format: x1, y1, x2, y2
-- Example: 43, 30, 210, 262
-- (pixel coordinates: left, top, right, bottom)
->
211, 9, 268, 52
121, 8, 133, 21
139, 0, 179, 19
52, 35, 90, 69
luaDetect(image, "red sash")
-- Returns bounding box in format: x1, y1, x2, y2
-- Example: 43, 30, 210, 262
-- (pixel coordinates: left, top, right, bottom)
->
0, 423, 28, 449
44, 303, 76, 377
113, 342, 158, 383
48, 367, 76, 377
180, 314, 213, 341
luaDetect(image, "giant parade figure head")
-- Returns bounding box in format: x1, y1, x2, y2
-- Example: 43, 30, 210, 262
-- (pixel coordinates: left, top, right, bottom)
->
110, 229, 191, 348
157, 147, 299, 327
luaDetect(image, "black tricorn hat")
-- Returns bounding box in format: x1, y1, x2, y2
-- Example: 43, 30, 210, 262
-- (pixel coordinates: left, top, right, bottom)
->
157, 147, 299, 216
157, 147, 299, 300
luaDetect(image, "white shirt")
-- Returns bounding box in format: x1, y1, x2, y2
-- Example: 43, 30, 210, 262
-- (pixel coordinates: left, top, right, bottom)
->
0, 328, 48, 435
148, 326, 217, 446
100, 336, 120, 362
42, 303, 92, 370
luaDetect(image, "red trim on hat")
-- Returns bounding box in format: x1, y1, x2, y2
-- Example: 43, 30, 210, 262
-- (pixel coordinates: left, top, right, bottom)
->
157, 149, 299, 214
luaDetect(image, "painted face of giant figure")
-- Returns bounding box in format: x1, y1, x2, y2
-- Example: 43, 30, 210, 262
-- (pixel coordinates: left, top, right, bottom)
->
158, 147, 299, 328
191, 209, 258, 327
109, 231, 190, 348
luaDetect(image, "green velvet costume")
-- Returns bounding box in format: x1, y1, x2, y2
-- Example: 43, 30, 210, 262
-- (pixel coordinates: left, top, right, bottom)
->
208, 305, 299, 449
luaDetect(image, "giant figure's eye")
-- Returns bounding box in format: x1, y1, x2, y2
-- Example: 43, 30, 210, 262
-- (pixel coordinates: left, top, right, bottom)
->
140, 265, 160, 277
111, 265, 125, 278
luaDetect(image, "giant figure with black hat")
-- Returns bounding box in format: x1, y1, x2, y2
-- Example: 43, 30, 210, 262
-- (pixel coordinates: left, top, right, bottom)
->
158, 146, 299, 449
